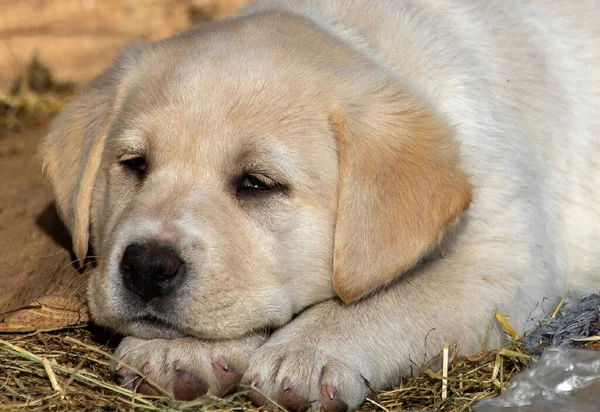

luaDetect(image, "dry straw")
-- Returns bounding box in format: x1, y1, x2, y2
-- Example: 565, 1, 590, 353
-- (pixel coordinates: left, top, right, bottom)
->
0, 322, 535, 411
0, 55, 74, 132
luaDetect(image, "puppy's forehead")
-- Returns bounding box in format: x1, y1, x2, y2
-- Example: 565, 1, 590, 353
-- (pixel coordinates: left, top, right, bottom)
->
119, 52, 329, 141
110, 52, 338, 188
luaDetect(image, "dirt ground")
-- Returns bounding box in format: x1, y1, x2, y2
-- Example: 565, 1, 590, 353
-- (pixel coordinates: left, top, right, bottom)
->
0, 124, 85, 326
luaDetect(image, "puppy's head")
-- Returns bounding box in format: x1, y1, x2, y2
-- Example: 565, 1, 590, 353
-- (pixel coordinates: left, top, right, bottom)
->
41, 13, 471, 339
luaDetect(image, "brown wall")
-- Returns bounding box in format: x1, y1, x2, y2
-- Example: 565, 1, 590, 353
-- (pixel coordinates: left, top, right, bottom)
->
0, 0, 249, 89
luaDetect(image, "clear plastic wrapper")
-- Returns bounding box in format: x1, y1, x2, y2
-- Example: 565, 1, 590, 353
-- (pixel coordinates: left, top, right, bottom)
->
474, 348, 600, 411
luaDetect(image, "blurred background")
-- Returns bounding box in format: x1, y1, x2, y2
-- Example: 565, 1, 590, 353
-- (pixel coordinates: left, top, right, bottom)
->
0, 0, 250, 90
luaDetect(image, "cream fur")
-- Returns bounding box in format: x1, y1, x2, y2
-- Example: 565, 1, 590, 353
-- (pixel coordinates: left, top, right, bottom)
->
41, 1, 599, 410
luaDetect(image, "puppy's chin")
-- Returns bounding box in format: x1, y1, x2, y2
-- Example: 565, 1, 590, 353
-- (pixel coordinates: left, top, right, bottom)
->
95, 313, 274, 341
87, 282, 291, 340
118, 317, 187, 340
90, 311, 207, 340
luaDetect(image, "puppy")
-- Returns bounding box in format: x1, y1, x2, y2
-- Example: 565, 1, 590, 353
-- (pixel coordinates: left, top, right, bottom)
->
41, 0, 600, 410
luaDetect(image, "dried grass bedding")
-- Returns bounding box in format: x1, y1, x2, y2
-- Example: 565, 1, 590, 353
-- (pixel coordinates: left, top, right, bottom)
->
1, 294, 598, 411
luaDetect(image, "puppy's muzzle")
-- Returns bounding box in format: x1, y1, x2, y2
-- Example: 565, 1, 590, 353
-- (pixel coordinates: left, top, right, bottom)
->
120, 242, 186, 301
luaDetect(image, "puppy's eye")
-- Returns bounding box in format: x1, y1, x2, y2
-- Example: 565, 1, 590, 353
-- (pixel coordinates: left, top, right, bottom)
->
237, 173, 276, 196
241, 175, 271, 190
120, 156, 147, 176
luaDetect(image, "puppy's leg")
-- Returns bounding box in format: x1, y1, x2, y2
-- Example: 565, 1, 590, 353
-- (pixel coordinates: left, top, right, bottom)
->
112, 333, 266, 400
243, 247, 558, 411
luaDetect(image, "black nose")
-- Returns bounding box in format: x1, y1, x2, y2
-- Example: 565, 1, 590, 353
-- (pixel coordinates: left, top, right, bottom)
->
121, 242, 186, 301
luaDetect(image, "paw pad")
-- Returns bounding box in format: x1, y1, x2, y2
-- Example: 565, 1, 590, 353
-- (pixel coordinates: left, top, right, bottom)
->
213, 356, 241, 395
172, 370, 208, 401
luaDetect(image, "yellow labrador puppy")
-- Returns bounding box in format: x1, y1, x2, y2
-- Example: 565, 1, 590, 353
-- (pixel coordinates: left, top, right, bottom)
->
41, 0, 599, 410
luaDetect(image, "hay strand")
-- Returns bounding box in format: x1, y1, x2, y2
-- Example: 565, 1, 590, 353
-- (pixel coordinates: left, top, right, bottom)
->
41, 357, 62, 393
494, 313, 520, 340
442, 344, 449, 400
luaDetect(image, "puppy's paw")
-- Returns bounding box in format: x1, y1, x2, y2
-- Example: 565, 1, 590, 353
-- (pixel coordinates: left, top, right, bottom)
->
243, 338, 370, 411
111, 334, 265, 400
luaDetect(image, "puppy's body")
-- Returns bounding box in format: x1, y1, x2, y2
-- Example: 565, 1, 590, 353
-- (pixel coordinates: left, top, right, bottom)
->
41, 0, 599, 410
252, 0, 600, 296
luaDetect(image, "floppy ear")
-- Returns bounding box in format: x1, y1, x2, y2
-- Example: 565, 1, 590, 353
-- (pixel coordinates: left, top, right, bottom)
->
330, 87, 472, 303
39, 43, 145, 262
